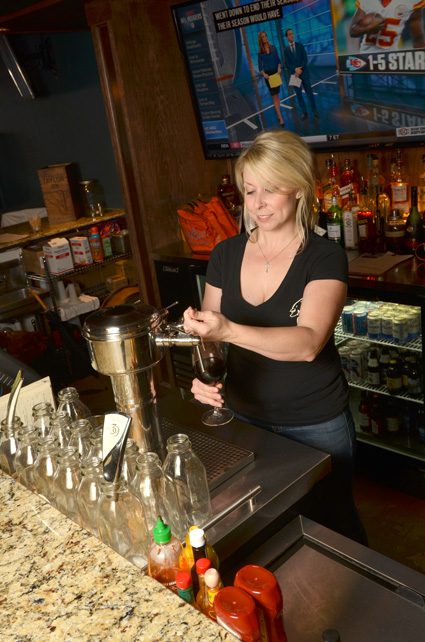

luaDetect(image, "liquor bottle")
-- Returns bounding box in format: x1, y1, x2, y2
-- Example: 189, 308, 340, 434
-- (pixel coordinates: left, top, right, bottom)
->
366, 347, 380, 386
340, 158, 356, 208
404, 186, 423, 253
390, 149, 409, 216
342, 191, 358, 249
357, 177, 376, 254
379, 346, 391, 384
323, 156, 340, 211
384, 208, 405, 254
370, 394, 385, 437
386, 358, 403, 395
326, 195, 343, 245
315, 198, 328, 238
217, 174, 240, 212
386, 399, 400, 434
418, 153, 425, 214
358, 392, 371, 433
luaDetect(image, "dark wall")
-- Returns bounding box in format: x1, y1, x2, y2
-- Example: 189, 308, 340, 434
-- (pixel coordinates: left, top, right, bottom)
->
0, 31, 122, 212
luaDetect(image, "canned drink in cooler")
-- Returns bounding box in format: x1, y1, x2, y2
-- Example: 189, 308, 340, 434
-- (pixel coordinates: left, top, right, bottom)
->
367, 311, 381, 340
392, 315, 408, 345
338, 346, 350, 378
353, 309, 368, 336
381, 314, 394, 340
341, 305, 354, 333
350, 348, 365, 382
406, 310, 421, 341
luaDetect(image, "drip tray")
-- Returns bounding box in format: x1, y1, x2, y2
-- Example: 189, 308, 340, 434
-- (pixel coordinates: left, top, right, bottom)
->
161, 417, 255, 491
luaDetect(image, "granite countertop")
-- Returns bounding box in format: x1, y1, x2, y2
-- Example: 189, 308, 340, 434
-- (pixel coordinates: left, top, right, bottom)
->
0, 472, 236, 642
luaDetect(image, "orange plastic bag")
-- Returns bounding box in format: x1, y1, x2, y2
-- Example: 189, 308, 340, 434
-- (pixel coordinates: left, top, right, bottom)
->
177, 196, 239, 254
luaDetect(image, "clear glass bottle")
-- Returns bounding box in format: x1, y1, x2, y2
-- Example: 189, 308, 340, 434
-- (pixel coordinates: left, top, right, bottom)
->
87, 428, 103, 461
68, 419, 92, 459
34, 436, 58, 503
162, 433, 212, 532
147, 516, 183, 591
0, 421, 20, 476
14, 426, 39, 491
32, 401, 54, 439
51, 446, 81, 522
57, 387, 91, 421
76, 456, 103, 536
49, 411, 72, 450
98, 478, 148, 569
121, 439, 140, 485
132, 451, 184, 538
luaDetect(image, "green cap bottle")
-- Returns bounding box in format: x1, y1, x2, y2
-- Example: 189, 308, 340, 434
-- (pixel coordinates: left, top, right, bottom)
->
152, 516, 171, 544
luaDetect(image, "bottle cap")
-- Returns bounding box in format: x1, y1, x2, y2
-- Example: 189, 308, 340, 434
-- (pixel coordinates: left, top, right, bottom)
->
195, 557, 211, 575
89, 226, 99, 234
152, 516, 171, 544
189, 527, 205, 549
176, 570, 192, 590
204, 568, 220, 589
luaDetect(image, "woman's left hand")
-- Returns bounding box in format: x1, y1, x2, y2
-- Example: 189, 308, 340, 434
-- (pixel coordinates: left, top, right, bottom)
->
183, 306, 230, 342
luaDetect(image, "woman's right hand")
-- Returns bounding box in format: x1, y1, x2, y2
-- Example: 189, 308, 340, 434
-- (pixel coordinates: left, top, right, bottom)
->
191, 377, 224, 408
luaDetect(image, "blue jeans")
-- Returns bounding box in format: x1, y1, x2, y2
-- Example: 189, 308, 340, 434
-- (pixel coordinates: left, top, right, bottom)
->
234, 407, 368, 545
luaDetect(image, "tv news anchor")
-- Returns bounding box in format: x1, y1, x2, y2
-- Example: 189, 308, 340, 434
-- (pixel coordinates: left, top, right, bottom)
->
284, 28, 318, 120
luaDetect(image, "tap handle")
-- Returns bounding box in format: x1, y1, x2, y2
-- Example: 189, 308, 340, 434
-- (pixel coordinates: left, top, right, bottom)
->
102, 412, 132, 482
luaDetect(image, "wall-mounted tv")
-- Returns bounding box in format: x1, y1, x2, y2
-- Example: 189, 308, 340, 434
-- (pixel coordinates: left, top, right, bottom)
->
172, 0, 425, 157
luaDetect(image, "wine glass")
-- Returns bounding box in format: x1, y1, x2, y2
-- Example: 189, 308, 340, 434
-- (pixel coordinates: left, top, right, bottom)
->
192, 341, 234, 426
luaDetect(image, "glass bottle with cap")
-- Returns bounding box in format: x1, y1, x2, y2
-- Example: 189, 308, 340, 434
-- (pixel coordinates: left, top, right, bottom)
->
162, 433, 212, 533
189, 527, 208, 595
57, 387, 90, 422
147, 516, 183, 591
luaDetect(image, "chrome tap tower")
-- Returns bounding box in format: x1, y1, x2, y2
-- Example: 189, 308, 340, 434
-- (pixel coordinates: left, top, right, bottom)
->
82, 303, 199, 455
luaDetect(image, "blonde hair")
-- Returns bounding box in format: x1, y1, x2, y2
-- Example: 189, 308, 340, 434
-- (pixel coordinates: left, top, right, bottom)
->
235, 130, 315, 248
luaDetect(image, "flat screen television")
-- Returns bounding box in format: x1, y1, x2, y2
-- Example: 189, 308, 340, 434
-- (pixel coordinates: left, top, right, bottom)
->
172, 0, 425, 157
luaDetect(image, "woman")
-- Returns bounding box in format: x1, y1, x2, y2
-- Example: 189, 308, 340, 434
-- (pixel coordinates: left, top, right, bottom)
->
257, 31, 285, 127
183, 130, 367, 544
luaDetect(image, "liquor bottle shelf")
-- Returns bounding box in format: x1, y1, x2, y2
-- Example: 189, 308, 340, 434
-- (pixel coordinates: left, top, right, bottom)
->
335, 321, 422, 353
347, 378, 423, 405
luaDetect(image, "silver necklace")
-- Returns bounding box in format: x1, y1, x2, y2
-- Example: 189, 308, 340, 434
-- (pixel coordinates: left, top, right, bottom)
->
257, 234, 298, 273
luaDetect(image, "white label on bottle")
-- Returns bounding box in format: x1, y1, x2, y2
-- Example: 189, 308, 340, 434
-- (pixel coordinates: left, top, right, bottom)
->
327, 224, 341, 240
358, 222, 367, 238
391, 184, 408, 208
343, 210, 358, 248
367, 371, 380, 385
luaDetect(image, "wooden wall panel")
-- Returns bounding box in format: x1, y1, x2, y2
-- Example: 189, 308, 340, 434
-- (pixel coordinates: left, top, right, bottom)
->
86, 0, 229, 271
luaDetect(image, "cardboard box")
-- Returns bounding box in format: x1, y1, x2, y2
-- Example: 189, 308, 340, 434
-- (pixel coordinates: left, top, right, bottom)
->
22, 245, 46, 276
43, 238, 74, 275
37, 163, 83, 225
69, 236, 93, 266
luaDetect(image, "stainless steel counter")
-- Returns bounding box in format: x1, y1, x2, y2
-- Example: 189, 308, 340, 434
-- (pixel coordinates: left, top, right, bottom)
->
244, 516, 425, 642
158, 389, 331, 572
